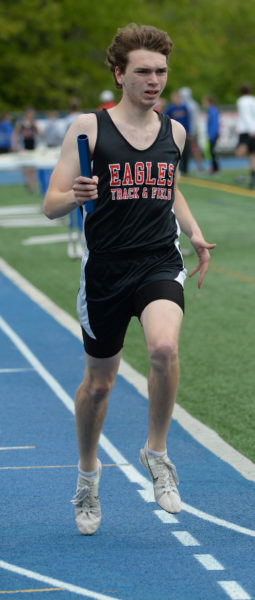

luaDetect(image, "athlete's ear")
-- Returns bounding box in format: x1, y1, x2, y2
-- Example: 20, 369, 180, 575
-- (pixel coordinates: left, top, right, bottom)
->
115, 66, 123, 88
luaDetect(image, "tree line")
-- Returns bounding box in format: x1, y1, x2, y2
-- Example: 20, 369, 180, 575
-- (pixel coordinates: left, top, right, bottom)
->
0, 0, 254, 112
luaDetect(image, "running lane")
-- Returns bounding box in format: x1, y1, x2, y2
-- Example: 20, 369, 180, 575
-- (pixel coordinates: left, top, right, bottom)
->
0, 269, 254, 600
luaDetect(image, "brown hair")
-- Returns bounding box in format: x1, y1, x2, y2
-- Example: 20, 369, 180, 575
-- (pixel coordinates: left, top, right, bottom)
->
106, 23, 173, 89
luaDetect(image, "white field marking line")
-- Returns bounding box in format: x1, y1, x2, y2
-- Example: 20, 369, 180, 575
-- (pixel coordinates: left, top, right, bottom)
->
194, 554, 224, 570
0, 205, 40, 216
218, 581, 252, 600
153, 509, 179, 524
171, 531, 200, 546
0, 446, 35, 451
22, 233, 69, 246
1, 313, 255, 539
0, 368, 34, 373
139, 485, 255, 538
0, 217, 60, 228
0, 561, 122, 600
1, 257, 254, 484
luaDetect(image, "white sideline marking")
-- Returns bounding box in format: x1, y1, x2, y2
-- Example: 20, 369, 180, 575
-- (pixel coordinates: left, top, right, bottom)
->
1, 257, 254, 483
0, 446, 35, 451
153, 510, 179, 524
1, 314, 255, 540
194, 554, 224, 570
180, 502, 255, 538
218, 580, 251, 599
22, 233, 69, 246
0, 560, 122, 600
0, 217, 60, 228
171, 531, 200, 546
0, 205, 40, 216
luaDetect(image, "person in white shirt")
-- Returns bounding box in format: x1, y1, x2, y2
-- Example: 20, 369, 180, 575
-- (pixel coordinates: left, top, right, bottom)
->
236, 84, 255, 189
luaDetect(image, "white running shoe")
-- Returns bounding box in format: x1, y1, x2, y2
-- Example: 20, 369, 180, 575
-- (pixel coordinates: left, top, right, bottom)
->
71, 460, 102, 535
139, 446, 181, 513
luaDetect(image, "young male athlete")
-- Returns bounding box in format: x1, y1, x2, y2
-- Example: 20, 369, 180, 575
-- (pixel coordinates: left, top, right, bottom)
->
43, 24, 216, 535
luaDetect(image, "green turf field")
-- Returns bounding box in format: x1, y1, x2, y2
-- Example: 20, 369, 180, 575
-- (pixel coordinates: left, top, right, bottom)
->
0, 176, 254, 463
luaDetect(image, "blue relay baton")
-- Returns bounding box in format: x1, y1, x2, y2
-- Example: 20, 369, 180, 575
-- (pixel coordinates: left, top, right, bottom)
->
77, 134, 95, 213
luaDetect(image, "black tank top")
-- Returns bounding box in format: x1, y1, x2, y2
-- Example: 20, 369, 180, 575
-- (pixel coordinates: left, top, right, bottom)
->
83, 109, 181, 254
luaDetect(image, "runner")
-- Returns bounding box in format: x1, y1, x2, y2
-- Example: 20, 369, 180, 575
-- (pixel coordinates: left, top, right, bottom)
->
43, 23, 216, 535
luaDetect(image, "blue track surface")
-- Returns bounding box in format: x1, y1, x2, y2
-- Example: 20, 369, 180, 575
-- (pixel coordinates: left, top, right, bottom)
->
0, 270, 254, 600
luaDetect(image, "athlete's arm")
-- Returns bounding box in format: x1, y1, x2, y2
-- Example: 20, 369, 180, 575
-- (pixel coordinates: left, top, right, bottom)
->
43, 113, 98, 219
174, 179, 216, 288
171, 121, 216, 287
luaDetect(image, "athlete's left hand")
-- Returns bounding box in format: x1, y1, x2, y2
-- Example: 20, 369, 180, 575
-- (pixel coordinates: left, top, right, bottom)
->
189, 235, 216, 288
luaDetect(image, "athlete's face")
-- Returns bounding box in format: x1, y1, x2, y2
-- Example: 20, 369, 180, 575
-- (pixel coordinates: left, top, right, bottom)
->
115, 49, 168, 108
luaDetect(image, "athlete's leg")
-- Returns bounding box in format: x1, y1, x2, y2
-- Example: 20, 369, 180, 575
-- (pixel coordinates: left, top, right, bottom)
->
140, 299, 183, 452
75, 351, 122, 472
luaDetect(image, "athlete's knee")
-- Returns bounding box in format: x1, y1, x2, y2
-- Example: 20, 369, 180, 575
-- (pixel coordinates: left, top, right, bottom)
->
148, 338, 179, 371
78, 372, 115, 404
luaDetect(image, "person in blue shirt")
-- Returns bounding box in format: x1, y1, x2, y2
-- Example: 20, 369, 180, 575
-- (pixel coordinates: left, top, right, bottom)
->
203, 95, 220, 172
164, 91, 190, 174
0, 111, 13, 153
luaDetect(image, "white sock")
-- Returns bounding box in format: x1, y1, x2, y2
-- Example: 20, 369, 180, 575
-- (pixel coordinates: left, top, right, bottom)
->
146, 441, 166, 457
78, 462, 99, 479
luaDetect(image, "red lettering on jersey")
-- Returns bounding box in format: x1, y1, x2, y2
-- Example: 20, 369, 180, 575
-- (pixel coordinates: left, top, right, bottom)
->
167, 163, 174, 186
109, 164, 121, 186
130, 187, 139, 199
157, 163, 167, 185
122, 162, 133, 186
145, 162, 156, 185
135, 162, 144, 185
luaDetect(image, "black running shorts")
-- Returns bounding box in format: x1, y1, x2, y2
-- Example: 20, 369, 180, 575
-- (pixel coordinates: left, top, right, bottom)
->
78, 247, 186, 359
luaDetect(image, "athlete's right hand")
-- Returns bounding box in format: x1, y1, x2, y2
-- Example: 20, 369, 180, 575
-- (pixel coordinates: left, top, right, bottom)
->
72, 175, 98, 207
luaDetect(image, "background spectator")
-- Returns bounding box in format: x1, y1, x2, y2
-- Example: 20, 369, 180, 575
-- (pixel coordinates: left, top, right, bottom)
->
12, 106, 40, 193
202, 95, 220, 173
236, 83, 255, 189
0, 111, 13, 154
164, 91, 190, 175
179, 87, 203, 171
98, 90, 116, 110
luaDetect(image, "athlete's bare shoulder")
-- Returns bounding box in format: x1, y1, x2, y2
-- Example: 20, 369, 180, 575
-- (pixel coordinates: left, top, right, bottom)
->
170, 119, 186, 154
64, 112, 98, 155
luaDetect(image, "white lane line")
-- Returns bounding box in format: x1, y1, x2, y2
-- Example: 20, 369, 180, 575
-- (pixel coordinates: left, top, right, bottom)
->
1, 256, 255, 484
0, 368, 34, 373
22, 233, 69, 246
218, 580, 251, 599
171, 531, 200, 546
153, 510, 179, 524
180, 502, 255, 538
0, 446, 35, 451
0, 560, 122, 600
194, 554, 224, 570
0, 217, 60, 228
0, 205, 40, 216
1, 315, 255, 540
0, 317, 75, 416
